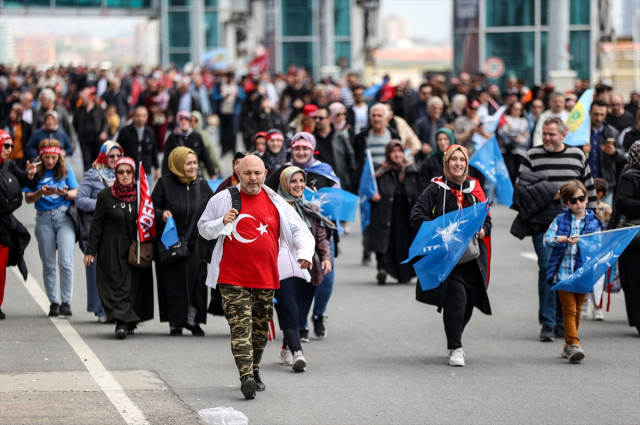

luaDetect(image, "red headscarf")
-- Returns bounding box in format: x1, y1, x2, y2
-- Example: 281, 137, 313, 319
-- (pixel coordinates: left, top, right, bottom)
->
111, 157, 137, 202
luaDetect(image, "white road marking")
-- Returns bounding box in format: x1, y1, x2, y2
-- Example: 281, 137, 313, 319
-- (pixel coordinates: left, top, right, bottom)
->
520, 252, 538, 261
11, 268, 149, 425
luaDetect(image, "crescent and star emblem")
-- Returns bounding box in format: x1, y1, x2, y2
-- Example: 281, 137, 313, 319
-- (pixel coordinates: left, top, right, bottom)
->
230, 214, 269, 244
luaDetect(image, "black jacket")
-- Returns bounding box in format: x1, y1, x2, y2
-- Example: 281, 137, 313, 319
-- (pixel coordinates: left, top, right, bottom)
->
407, 101, 427, 127
622, 126, 640, 152
0, 118, 32, 156
117, 124, 159, 178
101, 89, 130, 117
72, 105, 108, 145
368, 164, 420, 253
593, 124, 624, 192
313, 128, 357, 190
510, 170, 563, 239
352, 125, 401, 191
418, 154, 444, 193
162, 131, 216, 177
167, 92, 201, 124
614, 169, 640, 220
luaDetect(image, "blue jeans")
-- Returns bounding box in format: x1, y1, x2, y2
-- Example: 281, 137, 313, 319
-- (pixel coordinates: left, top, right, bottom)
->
532, 232, 563, 326
35, 205, 76, 305
312, 240, 335, 317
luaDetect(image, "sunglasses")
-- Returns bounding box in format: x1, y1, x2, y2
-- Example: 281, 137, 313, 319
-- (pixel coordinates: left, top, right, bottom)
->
468, 107, 478, 111
108, 154, 122, 159
568, 195, 586, 205
3, 143, 14, 150
314, 116, 327, 121
117, 169, 133, 175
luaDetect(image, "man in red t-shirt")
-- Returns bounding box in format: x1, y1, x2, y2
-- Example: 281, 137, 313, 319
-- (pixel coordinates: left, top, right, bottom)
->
198, 155, 314, 399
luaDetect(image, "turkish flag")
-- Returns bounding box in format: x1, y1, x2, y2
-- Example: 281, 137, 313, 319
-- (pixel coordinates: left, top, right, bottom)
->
137, 164, 156, 242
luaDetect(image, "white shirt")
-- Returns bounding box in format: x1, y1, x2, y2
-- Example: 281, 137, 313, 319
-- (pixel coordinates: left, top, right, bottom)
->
22, 108, 33, 125
353, 104, 369, 135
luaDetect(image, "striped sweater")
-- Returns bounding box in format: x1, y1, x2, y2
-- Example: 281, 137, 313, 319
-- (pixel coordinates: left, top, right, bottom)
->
518, 145, 597, 210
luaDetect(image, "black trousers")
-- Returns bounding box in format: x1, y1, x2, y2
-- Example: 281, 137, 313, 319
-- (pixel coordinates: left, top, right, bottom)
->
442, 263, 483, 350
619, 247, 640, 328
504, 152, 523, 185
219, 114, 236, 157
80, 141, 102, 172
275, 277, 316, 353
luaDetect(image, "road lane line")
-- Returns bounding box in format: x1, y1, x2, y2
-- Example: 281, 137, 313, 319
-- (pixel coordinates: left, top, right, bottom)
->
10, 268, 149, 425
520, 252, 538, 261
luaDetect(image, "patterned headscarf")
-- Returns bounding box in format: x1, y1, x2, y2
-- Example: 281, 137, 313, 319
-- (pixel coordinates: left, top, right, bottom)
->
93, 140, 122, 168
111, 157, 137, 202
627, 141, 640, 170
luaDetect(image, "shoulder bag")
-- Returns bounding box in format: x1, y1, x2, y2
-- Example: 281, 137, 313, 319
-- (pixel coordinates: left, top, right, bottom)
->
196, 186, 242, 263
122, 203, 154, 268
157, 182, 200, 266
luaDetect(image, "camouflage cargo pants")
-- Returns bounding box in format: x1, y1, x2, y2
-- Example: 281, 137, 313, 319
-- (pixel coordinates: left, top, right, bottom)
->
219, 283, 275, 379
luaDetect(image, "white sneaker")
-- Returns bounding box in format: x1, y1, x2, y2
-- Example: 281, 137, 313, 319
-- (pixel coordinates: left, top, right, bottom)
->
292, 350, 307, 372
448, 348, 465, 367
279, 346, 293, 366
593, 307, 604, 321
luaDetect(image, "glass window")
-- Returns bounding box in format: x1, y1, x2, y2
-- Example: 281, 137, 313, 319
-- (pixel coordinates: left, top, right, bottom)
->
485, 32, 535, 89
169, 0, 189, 6
204, 0, 217, 5
569, 30, 590, 80
486, 0, 535, 27
168, 11, 190, 48
334, 0, 350, 36
105, 0, 151, 7
282, 42, 313, 72
170, 53, 191, 69
205, 11, 218, 49
454, 32, 479, 76
56, 0, 101, 6
541, 0, 548, 26
454, 0, 479, 29
282, 0, 313, 36
541, 31, 548, 83
335, 41, 350, 68
570, 0, 589, 25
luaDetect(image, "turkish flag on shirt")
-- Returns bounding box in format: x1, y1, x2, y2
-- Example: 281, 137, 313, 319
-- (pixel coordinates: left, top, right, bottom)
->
137, 164, 156, 242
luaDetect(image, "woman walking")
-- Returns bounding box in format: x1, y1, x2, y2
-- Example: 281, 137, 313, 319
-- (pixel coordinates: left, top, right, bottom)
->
276, 166, 333, 371
152, 147, 214, 336
23, 139, 78, 317
76, 141, 122, 323
83, 157, 154, 339
368, 141, 420, 285
0, 129, 39, 320
497, 101, 530, 184
410, 145, 492, 367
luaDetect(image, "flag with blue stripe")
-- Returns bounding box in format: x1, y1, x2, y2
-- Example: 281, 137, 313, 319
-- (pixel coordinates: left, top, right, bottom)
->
404, 202, 490, 291
563, 89, 593, 147
551, 226, 640, 293
469, 135, 514, 206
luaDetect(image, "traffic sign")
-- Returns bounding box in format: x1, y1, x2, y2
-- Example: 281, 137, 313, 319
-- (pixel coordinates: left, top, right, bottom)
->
483, 56, 505, 79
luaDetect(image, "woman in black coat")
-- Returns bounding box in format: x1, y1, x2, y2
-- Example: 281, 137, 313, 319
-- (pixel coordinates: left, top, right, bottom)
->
152, 147, 214, 336
613, 141, 640, 335
418, 127, 454, 193
162, 112, 217, 178
410, 145, 491, 367
368, 141, 420, 284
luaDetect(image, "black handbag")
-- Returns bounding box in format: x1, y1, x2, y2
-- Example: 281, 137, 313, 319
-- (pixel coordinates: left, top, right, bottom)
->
158, 181, 201, 267
196, 186, 242, 263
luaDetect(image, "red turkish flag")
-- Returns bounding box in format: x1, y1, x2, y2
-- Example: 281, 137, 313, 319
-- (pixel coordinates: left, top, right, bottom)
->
137, 164, 156, 242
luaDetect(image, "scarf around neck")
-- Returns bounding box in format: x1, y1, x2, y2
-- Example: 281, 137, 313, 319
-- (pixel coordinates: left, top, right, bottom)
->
111, 158, 137, 202
375, 141, 409, 183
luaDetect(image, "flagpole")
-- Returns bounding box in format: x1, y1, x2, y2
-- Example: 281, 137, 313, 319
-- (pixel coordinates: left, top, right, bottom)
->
572, 225, 640, 239
366, 149, 378, 193
137, 162, 141, 265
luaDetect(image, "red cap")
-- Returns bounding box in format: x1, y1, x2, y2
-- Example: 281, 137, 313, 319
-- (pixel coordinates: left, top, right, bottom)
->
302, 104, 318, 117
0, 129, 11, 144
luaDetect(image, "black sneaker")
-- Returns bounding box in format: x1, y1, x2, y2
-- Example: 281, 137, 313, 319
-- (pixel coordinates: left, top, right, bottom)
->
186, 324, 205, 337
170, 328, 183, 336
115, 322, 128, 340
253, 367, 266, 391
300, 329, 309, 343
313, 315, 326, 339
49, 303, 60, 317
0, 308, 5, 320
59, 302, 72, 316
554, 325, 565, 338
377, 270, 387, 285
240, 375, 256, 399
539, 324, 555, 342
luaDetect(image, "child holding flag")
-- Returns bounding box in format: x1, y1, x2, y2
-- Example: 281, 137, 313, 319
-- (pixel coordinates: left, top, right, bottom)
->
544, 180, 604, 362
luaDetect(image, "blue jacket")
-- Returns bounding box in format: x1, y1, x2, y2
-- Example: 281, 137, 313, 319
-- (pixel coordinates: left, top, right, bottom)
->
546, 209, 603, 284
26, 128, 74, 161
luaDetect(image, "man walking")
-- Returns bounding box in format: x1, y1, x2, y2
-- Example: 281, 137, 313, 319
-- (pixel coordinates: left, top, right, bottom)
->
117, 106, 159, 182
198, 155, 314, 399
511, 117, 596, 342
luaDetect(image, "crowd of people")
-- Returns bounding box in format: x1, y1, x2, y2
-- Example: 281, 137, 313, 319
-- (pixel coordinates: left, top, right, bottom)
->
1, 63, 640, 400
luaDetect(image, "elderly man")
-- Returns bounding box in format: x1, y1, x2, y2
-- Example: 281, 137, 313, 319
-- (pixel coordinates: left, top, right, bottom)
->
353, 103, 401, 176
25, 110, 74, 161
198, 155, 315, 400
532, 93, 568, 147
20, 92, 34, 125
582, 99, 623, 206
33, 88, 77, 146
511, 117, 596, 342
414, 96, 448, 161
606, 94, 635, 133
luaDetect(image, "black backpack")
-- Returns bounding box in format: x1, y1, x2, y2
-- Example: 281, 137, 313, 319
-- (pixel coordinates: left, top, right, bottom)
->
196, 186, 242, 263
0, 161, 24, 214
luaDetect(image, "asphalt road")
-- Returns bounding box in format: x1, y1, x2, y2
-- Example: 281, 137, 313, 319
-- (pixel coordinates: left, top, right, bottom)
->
1, 159, 639, 424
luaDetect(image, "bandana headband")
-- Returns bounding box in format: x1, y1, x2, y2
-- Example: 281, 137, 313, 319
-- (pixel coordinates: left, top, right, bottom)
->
40, 146, 62, 156
265, 131, 283, 141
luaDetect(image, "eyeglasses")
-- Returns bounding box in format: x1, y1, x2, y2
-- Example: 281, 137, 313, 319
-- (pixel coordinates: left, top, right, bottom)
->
3, 143, 13, 150
468, 107, 478, 111
117, 169, 133, 175
314, 116, 327, 121
568, 195, 586, 205
108, 154, 122, 159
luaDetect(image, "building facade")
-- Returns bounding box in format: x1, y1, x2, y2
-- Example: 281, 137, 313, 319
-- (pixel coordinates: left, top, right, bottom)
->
453, 0, 598, 89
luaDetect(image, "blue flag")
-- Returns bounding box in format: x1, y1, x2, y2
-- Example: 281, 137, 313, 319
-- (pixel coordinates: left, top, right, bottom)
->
469, 136, 514, 206
551, 226, 640, 293
207, 179, 223, 193
563, 89, 593, 147
161, 216, 179, 249
306, 187, 359, 222
405, 202, 490, 291
358, 149, 378, 232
